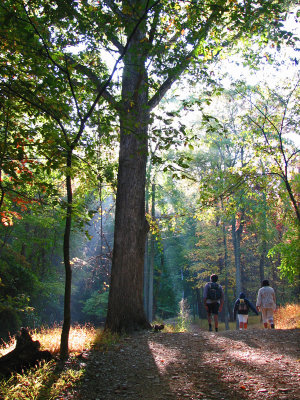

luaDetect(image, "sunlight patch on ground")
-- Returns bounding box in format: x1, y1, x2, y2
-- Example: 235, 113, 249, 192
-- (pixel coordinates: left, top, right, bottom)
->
147, 340, 183, 373
147, 338, 204, 398
202, 335, 300, 394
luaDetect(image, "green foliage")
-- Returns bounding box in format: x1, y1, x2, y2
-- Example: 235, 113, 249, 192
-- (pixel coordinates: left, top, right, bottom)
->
0, 0, 298, 336
82, 290, 109, 321
154, 274, 178, 319
0, 359, 83, 400
268, 230, 300, 282
0, 241, 37, 337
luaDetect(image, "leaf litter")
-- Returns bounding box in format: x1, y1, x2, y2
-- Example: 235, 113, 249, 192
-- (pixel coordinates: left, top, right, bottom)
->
62, 327, 300, 400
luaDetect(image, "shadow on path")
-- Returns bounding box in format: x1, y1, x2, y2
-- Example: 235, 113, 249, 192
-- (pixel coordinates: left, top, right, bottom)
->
218, 328, 300, 359
58, 328, 300, 400
69, 332, 177, 400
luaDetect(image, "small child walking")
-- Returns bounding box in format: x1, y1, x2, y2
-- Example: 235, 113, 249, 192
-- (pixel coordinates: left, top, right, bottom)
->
233, 292, 258, 330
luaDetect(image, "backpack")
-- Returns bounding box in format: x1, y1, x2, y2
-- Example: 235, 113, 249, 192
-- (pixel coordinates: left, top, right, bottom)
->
238, 299, 248, 312
207, 282, 222, 301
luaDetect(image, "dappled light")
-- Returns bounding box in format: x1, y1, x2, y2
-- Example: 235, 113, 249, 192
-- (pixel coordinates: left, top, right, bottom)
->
1, 320, 300, 399
144, 329, 300, 399
148, 338, 183, 373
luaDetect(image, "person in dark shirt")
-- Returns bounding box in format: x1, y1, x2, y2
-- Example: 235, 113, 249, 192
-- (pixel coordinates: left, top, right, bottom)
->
233, 292, 258, 330
203, 274, 224, 332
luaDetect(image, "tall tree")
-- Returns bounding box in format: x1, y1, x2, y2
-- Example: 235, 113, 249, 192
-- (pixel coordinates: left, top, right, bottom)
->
238, 77, 300, 224
235, 76, 300, 282
103, 0, 296, 332
0, 0, 121, 355
1, 0, 296, 332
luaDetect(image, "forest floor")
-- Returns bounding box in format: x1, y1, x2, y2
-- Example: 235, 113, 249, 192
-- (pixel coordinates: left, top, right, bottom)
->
61, 325, 300, 400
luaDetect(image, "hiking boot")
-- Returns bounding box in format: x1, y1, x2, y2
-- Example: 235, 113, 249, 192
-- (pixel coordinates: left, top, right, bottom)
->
215, 327, 218, 332
209, 325, 212, 332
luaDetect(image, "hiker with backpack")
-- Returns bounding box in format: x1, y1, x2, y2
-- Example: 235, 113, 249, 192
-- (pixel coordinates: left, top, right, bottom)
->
203, 274, 224, 332
256, 280, 276, 329
233, 292, 258, 330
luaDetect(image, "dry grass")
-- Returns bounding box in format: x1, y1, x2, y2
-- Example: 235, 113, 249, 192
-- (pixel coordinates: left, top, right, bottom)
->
0, 324, 116, 400
187, 303, 300, 331
0, 336, 16, 357
0, 360, 84, 400
32, 323, 97, 355
274, 303, 300, 329
0, 306, 299, 399
0, 323, 97, 357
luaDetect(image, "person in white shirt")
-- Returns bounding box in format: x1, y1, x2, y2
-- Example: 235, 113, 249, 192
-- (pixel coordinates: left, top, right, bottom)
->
256, 280, 276, 329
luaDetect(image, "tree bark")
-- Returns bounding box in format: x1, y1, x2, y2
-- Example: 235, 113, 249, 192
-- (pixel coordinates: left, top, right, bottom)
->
284, 176, 300, 225
148, 182, 155, 322
60, 149, 73, 358
222, 219, 230, 330
105, 22, 151, 332
232, 214, 244, 329
232, 217, 242, 297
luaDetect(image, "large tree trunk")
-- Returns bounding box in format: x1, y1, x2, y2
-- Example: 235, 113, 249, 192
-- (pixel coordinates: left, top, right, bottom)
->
105, 23, 151, 332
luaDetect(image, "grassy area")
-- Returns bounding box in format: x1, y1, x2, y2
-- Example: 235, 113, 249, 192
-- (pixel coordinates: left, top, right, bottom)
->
274, 303, 300, 329
0, 324, 112, 400
0, 323, 97, 357
0, 304, 299, 399
165, 303, 300, 332
184, 314, 261, 331
0, 359, 84, 400
190, 303, 300, 331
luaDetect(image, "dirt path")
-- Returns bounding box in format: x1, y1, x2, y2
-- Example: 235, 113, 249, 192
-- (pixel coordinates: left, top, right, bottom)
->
62, 327, 300, 400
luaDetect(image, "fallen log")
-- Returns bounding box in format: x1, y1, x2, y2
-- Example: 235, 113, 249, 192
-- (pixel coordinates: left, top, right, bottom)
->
0, 327, 52, 377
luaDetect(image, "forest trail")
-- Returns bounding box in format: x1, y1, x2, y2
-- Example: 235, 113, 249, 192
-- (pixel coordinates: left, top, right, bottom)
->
62, 327, 300, 400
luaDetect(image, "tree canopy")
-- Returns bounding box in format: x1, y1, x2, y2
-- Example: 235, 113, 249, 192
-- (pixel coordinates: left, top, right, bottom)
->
0, 0, 299, 343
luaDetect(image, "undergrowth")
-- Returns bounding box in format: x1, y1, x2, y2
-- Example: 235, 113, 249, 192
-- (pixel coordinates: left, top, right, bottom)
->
0, 304, 298, 399
0, 360, 83, 400
191, 303, 300, 331
0, 324, 118, 400
274, 303, 300, 329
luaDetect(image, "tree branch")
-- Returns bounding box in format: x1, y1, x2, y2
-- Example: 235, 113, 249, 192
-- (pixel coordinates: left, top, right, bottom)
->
106, 32, 125, 53
103, 0, 126, 20
148, 8, 221, 110
22, 2, 67, 75
65, 57, 121, 112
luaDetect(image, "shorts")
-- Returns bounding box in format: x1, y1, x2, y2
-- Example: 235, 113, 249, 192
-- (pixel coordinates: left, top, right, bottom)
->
238, 314, 248, 324
261, 308, 274, 323
206, 302, 220, 315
